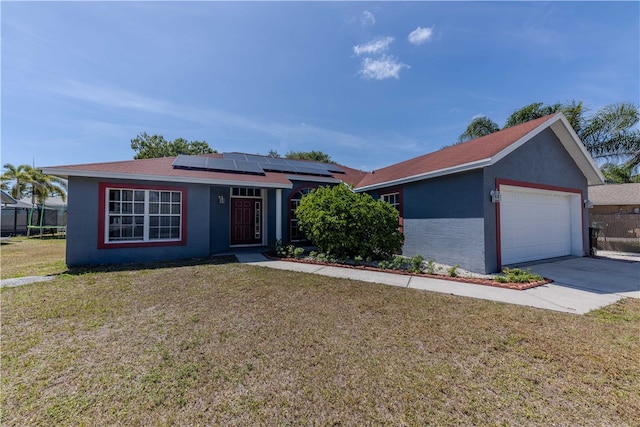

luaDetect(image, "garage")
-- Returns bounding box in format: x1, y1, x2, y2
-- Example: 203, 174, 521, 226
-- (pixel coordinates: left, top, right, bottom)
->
499, 184, 583, 265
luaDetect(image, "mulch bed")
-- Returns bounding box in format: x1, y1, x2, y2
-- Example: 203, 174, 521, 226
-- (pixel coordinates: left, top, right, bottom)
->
262, 254, 552, 291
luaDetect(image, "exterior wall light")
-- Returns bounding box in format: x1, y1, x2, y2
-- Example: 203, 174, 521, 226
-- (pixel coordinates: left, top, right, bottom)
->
218, 194, 226, 204
490, 189, 501, 203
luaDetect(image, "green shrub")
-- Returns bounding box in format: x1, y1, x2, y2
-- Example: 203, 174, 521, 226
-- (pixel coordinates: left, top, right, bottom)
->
496, 268, 543, 283
448, 264, 459, 277
425, 259, 435, 275
409, 255, 424, 273
295, 183, 403, 260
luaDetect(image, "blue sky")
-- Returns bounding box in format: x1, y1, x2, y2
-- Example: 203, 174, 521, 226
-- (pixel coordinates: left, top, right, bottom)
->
2, 1, 638, 172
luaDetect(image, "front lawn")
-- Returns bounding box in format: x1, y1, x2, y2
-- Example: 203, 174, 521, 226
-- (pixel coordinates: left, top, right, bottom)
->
1, 241, 639, 425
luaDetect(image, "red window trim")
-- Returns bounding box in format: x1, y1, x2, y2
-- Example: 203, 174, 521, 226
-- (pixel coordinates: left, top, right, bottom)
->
380, 187, 404, 229
98, 182, 188, 249
494, 178, 584, 270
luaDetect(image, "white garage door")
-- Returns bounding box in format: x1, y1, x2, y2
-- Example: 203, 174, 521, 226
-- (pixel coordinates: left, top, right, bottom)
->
500, 185, 581, 265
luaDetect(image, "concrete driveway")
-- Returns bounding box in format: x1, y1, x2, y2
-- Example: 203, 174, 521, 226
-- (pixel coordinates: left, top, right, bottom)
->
518, 256, 640, 314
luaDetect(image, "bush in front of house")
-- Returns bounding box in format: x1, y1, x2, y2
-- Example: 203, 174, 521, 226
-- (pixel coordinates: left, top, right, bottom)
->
295, 183, 404, 260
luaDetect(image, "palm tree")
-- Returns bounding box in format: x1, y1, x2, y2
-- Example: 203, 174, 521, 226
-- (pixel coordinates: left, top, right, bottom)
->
1, 163, 30, 199
458, 101, 640, 167
28, 167, 67, 204
600, 163, 640, 183
1, 163, 67, 204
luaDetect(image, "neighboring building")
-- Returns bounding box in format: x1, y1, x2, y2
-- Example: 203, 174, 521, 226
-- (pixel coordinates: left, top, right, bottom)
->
0, 195, 67, 237
588, 183, 640, 252
42, 113, 604, 273
588, 183, 640, 215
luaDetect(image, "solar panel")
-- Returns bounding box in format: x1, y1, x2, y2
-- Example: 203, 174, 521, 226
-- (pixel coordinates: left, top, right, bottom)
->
173, 155, 208, 169
205, 158, 265, 174
184, 153, 346, 177
173, 155, 265, 175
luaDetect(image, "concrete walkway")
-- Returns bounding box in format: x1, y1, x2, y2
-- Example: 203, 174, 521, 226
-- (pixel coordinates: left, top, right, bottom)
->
235, 253, 639, 315
0, 275, 56, 288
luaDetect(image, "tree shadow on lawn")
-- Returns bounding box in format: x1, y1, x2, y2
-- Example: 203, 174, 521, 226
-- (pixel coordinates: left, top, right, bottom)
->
60, 255, 239, 276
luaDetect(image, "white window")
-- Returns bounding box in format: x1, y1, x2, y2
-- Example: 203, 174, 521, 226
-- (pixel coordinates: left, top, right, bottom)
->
232, 187, 261, 197
381, 192, 400, 211
106, 188, 182, 243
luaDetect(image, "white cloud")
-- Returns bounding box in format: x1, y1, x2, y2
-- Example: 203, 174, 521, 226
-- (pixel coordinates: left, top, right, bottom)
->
359, 56, 409, 80
408, 26, 434, 45
361, 10, 375, 26
353, 36, 394, 56
471, 114, 487, 120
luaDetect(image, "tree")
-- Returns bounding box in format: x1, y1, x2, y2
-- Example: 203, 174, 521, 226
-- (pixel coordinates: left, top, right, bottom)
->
1, 164, 67, 203
285, 150, 333, 163
1, 163, 30, 199
267, 150, 281, 158
600, 163, 640, 183
130, 133, 216, 159
458, 117, 500, 142
458, 101, 640, 167
295, 183, 403, 260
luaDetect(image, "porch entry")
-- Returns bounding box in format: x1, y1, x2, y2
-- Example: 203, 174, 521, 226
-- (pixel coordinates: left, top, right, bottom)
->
230, 188, 262, 245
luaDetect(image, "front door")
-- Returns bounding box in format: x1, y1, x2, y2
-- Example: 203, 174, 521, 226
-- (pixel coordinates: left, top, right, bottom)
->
231, 198, 262, 245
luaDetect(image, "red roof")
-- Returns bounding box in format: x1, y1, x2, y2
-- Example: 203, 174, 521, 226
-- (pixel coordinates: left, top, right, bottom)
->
44, 113, 601, 189
43, 154, 365, 188
355, 114, 557, 189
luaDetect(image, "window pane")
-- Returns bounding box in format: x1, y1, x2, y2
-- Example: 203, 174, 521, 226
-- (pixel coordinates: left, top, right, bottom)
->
134, 226, 144, 238
149, 228, 159, 239
149, 191, 159, 202
122, 203, 133, 214
122, 216, 133, 225
171, 204, 180, 214
171, 216, 180, 226
149, 203, 159, 214
161, 192, 170, 202
170, 227, 180, 239
160, 217, 170, 227
109, 189, 120, 201
122, 190, 133, 201
134, 191, 145, 201
134, 203, 144, 214
150, 216, 159, 227
160, 204, 170, 214
171, 192, 180, 202
109, 202, 120, 214
134, 216, 145, 225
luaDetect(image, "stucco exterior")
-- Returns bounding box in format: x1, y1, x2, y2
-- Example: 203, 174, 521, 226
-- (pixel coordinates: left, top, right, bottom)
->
66, 177, 212, 266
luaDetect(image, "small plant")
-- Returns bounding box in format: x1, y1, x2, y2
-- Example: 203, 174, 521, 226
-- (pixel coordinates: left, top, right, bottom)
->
425, 259, 435, 275
392, 256, 407, 270
448, 264, 459, 277
378, 260, 392, 270
409, 255, 424, 274
309, 251, 318, 260
496, 268, 543, 283
293, 247, 305, 258
354, 255, 364, 263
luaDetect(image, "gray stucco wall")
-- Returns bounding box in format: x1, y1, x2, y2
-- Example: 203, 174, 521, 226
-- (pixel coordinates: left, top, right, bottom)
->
66, 177, 211, 267
209, 186, 231, 254
482, 127, 589, 273
371, 170, 487, 273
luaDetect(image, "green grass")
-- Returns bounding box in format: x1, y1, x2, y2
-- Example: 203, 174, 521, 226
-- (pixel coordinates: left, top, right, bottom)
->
1, 239, 639, 425
1, 236, 67, 278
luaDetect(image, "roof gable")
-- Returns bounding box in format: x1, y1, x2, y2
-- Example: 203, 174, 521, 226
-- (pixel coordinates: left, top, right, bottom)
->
355, 113, 604, 191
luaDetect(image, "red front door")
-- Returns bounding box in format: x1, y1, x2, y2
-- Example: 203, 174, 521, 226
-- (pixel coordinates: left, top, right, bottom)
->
231, 198, 261, 245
